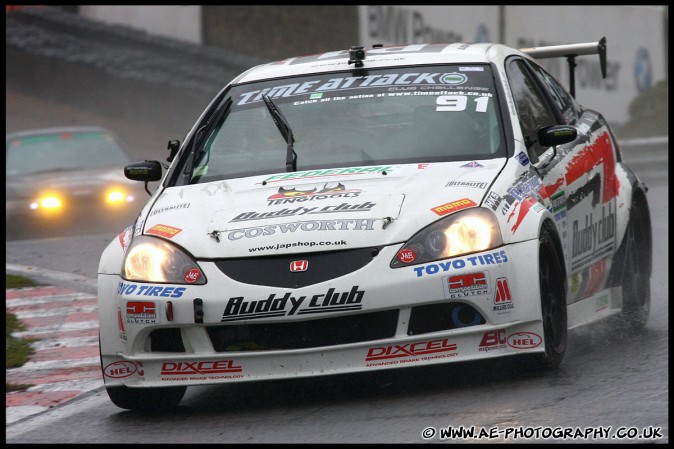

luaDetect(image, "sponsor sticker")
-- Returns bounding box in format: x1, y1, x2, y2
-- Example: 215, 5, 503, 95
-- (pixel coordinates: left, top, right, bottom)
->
117, 282, 186, 298
160, 360, 243, 381
184, 268, 201, 284
431, 198, 476, 216
478, 329, 507, 353
226, 218, 375, 241
118, 226, 133, 251
146, 224, 182, 239
259, 166, 394, 184
397, 248, 417, 264
596, 293, 609, 312
126, 301, 159, 324
150, 203, 190, 216
413, 250, 508, 277
231, 202, 376, 222
446, 180, 488, 189
365, 338, 458, 367
493, 277, 514, 312
484, 191, 502, 211
222, 285, 365, 321
515, 152, 530, 166
442, 272, 489, 299
103, 361, 138, 379
507, 332, 542, 349
267, 182, 361, 205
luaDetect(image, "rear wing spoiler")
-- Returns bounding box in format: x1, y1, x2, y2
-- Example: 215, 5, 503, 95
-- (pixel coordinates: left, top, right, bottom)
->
519, 37, 607, 98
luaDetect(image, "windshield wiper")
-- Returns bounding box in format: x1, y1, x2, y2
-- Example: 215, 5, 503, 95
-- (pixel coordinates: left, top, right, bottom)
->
262, 94, 296, 172
183, 97, 233, 183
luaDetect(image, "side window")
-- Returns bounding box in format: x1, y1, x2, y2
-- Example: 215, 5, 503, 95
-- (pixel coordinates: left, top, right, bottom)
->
505, 58, 560, 161
527, 62, 578, 124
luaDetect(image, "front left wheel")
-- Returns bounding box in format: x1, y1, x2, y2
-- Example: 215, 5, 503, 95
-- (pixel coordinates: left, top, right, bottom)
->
533, 222, 568, 370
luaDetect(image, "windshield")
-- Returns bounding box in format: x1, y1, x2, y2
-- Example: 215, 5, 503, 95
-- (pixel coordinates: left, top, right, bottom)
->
188, 64, 505, 184
6, 130, 131, 176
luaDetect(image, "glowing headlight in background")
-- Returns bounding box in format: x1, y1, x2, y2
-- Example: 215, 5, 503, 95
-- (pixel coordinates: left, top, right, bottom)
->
105, 188, 134, 204
30, 194, 63, 211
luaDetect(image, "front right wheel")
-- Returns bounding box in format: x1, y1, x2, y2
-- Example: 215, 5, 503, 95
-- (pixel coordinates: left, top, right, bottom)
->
616, 193, 652, 330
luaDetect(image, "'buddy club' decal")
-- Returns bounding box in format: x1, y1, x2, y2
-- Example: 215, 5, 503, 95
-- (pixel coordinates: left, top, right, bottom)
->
221, 285, 365, 321
231, 202, 376, 222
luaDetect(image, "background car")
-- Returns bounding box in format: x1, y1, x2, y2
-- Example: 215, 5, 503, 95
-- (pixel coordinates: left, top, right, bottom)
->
98, 40, 651, 410
6, 126, 146, 240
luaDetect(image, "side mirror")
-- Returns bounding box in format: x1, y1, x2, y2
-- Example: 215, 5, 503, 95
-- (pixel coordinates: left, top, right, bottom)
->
532, 125, 577, 173
124, 160, 162, 195
124, 160, 163, 182
538, 125, 577, 148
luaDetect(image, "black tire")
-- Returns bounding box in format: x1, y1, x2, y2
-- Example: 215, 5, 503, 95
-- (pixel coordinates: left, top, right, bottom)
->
99, 335, 186, 410
532, 223, 568, 370
106, 385, 187, 410
616, 194, 652, 330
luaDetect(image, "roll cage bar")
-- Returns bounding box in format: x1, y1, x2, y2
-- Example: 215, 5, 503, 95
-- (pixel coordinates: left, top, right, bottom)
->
519, 37, 607, 98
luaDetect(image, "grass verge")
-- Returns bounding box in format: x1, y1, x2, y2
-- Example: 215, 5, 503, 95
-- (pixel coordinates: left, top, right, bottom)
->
6, 274, 42, 392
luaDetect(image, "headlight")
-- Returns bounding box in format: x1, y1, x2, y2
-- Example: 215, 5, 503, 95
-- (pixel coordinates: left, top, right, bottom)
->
30, 193, 64, 213
122, 235, 206, 284
391, 207, 503, 268
105, 187, 134, 205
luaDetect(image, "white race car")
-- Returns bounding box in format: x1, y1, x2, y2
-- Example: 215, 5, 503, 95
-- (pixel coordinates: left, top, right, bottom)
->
98, 38, 652, 410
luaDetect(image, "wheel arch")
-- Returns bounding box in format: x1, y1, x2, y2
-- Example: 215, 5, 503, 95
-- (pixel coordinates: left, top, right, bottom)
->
607, 164, 652, 286
613, 163, 651, 260
539, 217, 568, 300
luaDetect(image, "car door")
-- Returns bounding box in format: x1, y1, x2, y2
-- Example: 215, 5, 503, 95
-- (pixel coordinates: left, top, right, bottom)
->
505, 57, 612, 303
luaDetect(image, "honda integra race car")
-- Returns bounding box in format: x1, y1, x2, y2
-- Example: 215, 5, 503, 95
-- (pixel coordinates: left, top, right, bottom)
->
98, 39, 652, 410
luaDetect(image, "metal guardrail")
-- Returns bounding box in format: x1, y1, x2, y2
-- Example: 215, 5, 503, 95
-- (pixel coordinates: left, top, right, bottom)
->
619, 136, 668, 147
618, 135, 668, 182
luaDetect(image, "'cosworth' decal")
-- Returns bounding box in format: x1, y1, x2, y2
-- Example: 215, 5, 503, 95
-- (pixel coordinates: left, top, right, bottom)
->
221, 286, 365, 322
413, 250, 508, 277
226, 219, 375, 241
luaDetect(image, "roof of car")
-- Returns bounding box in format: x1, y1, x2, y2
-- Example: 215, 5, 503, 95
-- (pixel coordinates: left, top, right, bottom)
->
233, 42, 526, 84
6, 126, 114, 142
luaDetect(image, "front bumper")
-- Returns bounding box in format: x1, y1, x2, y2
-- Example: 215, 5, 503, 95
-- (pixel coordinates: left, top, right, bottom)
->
99, 240, 544, 388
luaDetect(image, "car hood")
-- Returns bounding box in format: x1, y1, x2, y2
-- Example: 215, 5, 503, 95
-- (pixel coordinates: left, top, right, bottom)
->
6, 167, 135, 199
142, 160, 506, 258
